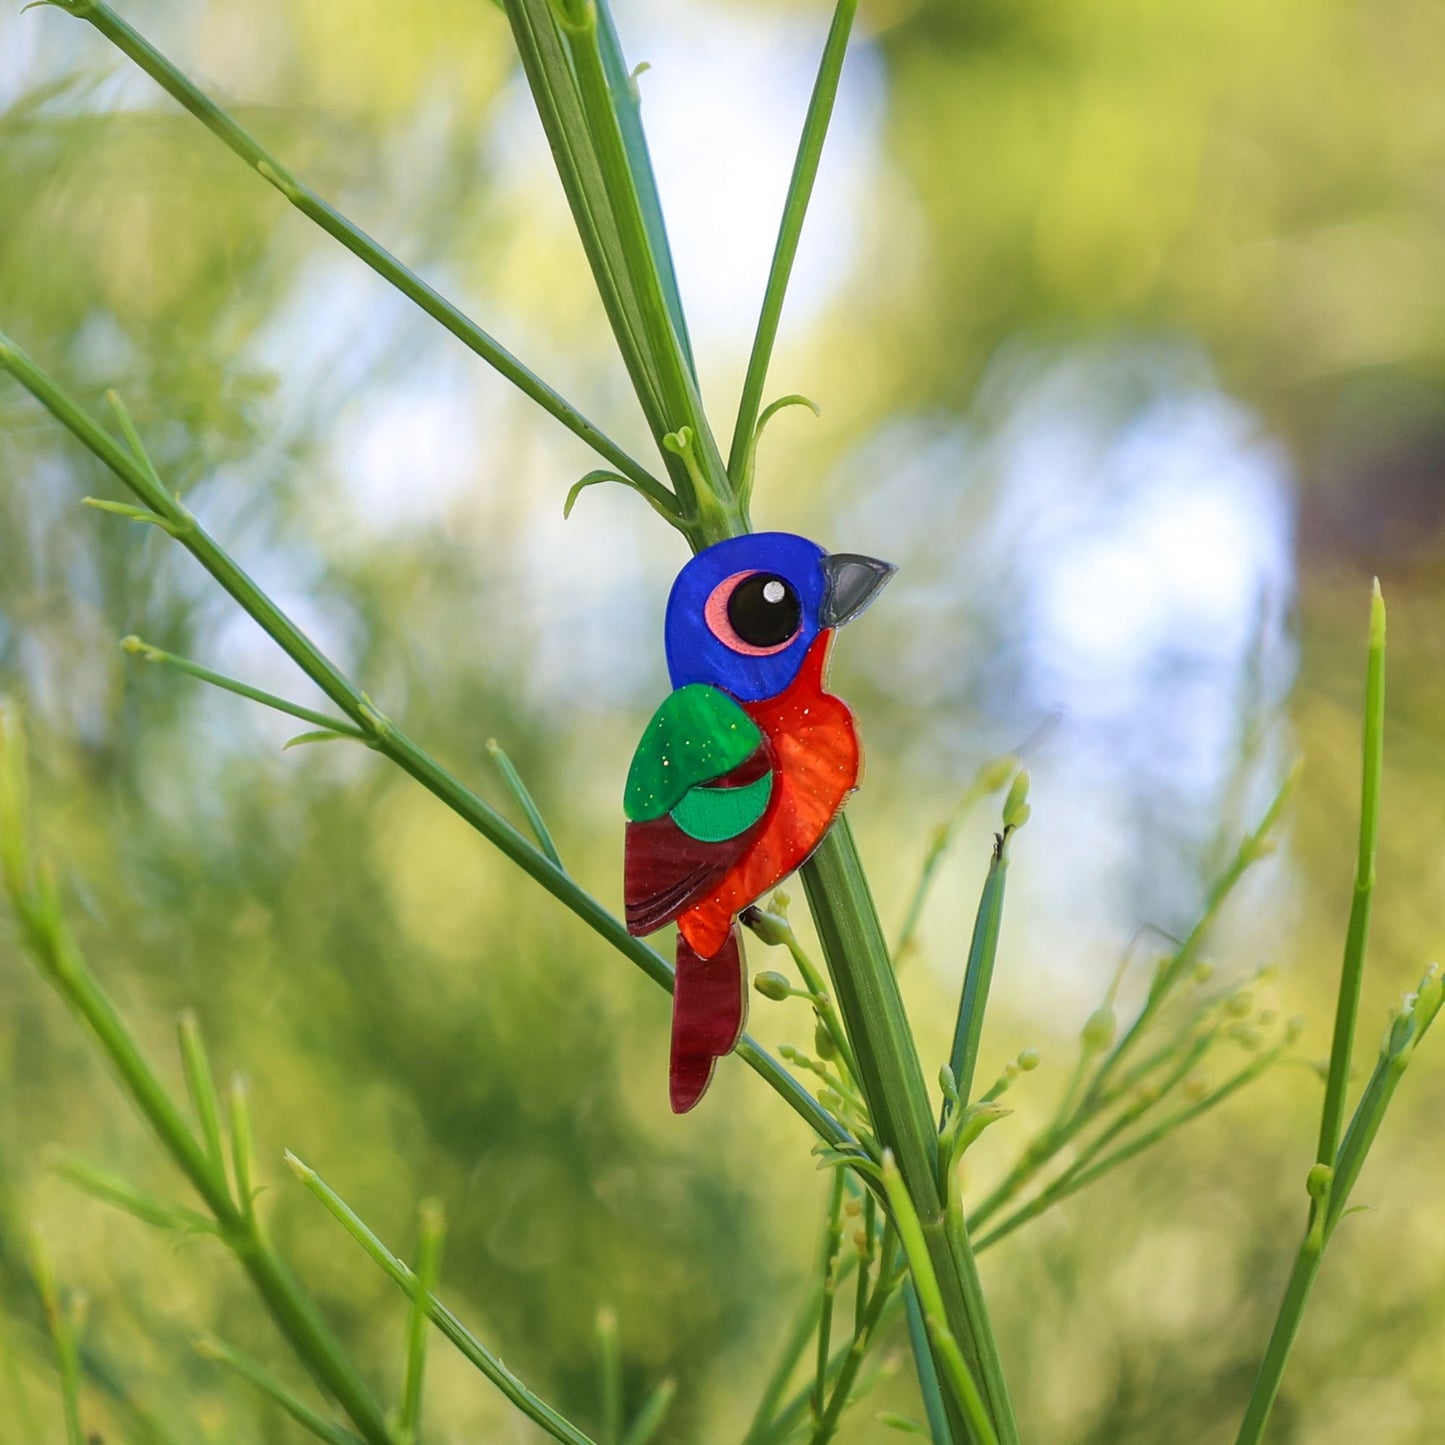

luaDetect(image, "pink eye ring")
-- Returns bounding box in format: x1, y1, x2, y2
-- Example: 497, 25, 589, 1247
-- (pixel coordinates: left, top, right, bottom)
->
704, 570, 803, 655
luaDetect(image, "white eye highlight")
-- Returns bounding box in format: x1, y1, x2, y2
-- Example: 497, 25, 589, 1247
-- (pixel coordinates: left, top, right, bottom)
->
762, 579, 785, 604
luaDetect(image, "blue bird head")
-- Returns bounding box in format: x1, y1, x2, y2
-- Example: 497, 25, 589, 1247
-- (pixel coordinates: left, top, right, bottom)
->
663, 532, 896, 702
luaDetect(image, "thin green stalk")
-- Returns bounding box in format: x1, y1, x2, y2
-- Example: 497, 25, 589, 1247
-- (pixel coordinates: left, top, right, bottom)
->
51, 1156, 215, 1237
903, 1285, 953, 1445
759, 1285, 911, 1445
399, 1203, 444, 1445
802, 821, 1017, 1445
741, 1208, 838, 1445
485, 740, 564, 869
948, 830, 1013, 1110
878, 1155, 996, 1445
21, 949, 392, 1443
812, 1170, 847, 1432
0, 734, 395, 1445
969, 768, 1298, 1233
596, 1307, 623, 1445
505, 0, 736, 539
229, 1076, 256, 1225
1234, 590, 1415, 1445
194, 1335, 365, 1445
893, 757, 1017, 968
0, 334, 849, 1154
42, 0, 660, 495
1233, 978, 1434, 1445
286, 1153, 596, 1445
123, 637, 366, 742
30, 1235, 84, 1445
809, 1226, 902, 1445
855, 1191, 876, 1327
1315, 580, 1385, 1169
618, 1378, 675, 1445
177, 1010, 227, 1173
1087, 766, 1298, 1104
592, 4, 696, 380
748, 903, 861, 1088
974, 1043, 1288, 1251
728, 0, 858, 485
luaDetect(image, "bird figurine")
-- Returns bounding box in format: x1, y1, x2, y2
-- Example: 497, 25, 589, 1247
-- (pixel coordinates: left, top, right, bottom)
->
623, 532, 895, 1112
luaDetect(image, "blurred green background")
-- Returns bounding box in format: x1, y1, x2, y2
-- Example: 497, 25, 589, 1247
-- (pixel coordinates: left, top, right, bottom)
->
2, 0, 1444, 1440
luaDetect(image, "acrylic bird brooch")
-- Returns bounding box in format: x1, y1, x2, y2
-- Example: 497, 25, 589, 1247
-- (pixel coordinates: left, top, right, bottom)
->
623, 532, 895, 1112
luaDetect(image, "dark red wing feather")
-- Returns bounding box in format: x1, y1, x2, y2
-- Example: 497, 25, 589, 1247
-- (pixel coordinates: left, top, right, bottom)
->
623, 743, 773, 939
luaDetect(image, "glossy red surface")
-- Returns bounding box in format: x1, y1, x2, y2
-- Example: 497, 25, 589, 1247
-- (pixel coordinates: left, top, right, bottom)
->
670, 927, 747, 1114
677, 631, 859, 958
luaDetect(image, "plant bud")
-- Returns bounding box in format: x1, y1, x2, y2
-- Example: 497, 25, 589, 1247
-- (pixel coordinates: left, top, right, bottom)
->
746, 909, 794, 948
815, 1020, 838, 1061
754, 970, 792, 1001
1017, 1047, 1041, 1071
976, 754, 1019, 792
1413, 969, 1443, 1029
1306, 1162, 1332, 1202
1082, 1006, 1116, 1051
1225, 991, 1253, 1019
1002, 770, 1032, 829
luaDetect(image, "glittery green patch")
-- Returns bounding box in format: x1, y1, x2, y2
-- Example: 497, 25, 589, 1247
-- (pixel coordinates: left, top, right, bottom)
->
624, 684, 762, 821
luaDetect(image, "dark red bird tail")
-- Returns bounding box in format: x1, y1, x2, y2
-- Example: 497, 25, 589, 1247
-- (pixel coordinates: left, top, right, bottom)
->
670, 925, 748, 1113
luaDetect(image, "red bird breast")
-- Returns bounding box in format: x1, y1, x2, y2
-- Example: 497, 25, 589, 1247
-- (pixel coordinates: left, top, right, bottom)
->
676, 631, 858, 958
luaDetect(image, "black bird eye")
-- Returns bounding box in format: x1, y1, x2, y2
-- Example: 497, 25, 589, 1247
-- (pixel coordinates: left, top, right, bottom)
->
727, 572, 802, 648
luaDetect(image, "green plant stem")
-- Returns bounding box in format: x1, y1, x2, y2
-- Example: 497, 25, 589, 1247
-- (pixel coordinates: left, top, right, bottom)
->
596, 1307, 623, 1445
974, 1044, 1286, 1251
759, 1284, 909, 1445
812, 1170, 847, 1432
31, 1235, 84, 1445
969, 768, 1298, 1233
1315, 581, 1385, 1169
763, 916, 860, 1088
195, 1334, 365, 1445
485, 739, 564, 869
949, 832, 1012, 1108
809, 1227, 902, 1444
727, 0, 857, 484
1235, 589, 1400, 1445
1086, 767, 1296, 1103
41, 0, 662, 495
742, 1208, 865, 1445
505, 0, 736, 540
1234, 970, 1438, 1445
177, 1009, 227, 1173
801, 820, 1017, 1445
903, 1285, 953, 1445
0, 333, 849, 1155
879, 1156, 996, 1445
1, 875, 394, 1444
592, 4, 696, 381
123, 637, 367, 741
618, 1378, 675, 1445
286, 1154, 596, 1445
399, 1203, 444, 1445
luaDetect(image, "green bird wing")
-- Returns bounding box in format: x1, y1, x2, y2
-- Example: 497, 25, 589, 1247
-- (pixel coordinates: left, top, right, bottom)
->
624, 684, 774, 841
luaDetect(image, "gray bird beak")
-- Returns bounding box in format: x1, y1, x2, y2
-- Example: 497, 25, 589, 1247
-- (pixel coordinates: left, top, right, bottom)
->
820, 552, 897, 629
